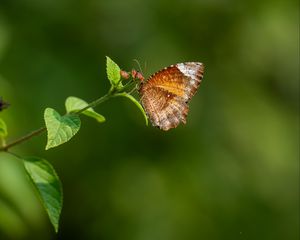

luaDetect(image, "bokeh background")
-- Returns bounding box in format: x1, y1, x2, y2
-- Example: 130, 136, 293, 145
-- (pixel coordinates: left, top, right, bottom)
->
0, 0, 298, 239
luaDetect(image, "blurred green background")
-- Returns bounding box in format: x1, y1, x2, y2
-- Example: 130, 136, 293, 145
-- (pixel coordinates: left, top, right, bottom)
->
0, 0, 298, 239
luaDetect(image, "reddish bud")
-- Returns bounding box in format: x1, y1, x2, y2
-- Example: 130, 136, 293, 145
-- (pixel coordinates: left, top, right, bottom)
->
120, 70, 130, 79
136, 72, 145, 81
131, 69, 137, 79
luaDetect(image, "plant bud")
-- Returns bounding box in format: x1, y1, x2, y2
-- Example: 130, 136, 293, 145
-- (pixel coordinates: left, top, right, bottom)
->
136, 72, 145, 81
120, 70, 130, 79
131, 69, 137, 79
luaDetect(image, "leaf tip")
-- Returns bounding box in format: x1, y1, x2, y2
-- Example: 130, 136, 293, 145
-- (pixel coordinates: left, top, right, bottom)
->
45, 144, 51, 150
23, 157, 63, 234
53, 222, 59, 233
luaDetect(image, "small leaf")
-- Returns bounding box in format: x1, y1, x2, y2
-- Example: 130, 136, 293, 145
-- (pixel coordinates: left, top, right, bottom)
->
106, 56, 122, 87
0, 118, 7, 137
23, 156, 63, 232
44, 108, 81, 150
65, 96, 105, 123
114, 93, 148, 126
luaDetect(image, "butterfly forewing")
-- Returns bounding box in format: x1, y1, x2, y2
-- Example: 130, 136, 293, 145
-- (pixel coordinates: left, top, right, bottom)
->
139, 62, 204, 131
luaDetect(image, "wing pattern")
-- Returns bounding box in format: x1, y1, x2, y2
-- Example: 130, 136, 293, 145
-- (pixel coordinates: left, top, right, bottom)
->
139, 62, 204, 131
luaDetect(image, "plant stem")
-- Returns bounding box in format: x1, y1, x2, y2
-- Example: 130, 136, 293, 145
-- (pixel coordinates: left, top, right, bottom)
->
0, 87, 120, 152
0, 127, 46, 151
76, 91, 113, 114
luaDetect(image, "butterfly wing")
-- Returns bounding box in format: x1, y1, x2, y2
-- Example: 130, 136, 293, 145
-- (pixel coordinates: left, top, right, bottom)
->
140, 86, 189, 130
139, 62, 204, 131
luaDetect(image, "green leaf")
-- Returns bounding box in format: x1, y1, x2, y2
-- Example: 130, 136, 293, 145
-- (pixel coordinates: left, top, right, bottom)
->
44, 108, 81, 150
106, 56, 122, 87
23, 156, 63, 232
65, 96, 105, 123
0, 118, 7, 137
114, 93, 148, 126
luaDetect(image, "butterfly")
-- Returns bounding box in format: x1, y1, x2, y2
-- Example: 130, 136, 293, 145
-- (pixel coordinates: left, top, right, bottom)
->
138, 62, 204, 131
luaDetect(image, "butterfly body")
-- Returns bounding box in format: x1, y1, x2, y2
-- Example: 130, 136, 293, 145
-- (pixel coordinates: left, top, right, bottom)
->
139, 62, 204, 131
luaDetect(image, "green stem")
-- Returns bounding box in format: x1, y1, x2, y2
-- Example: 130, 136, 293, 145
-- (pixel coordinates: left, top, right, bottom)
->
0, 86, 119, 152
0, 127, 46, 151
76, 90, 113, 114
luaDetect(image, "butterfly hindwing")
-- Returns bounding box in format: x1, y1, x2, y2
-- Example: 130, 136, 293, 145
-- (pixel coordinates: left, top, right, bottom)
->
140, 87, 189, 130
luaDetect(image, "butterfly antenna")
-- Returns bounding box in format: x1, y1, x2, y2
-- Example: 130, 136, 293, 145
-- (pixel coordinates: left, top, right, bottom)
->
133, 59, 144, 75
144, 61, 148, 76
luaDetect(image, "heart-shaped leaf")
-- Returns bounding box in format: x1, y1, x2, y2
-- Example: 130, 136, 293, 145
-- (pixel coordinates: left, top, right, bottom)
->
44, 108, 81, 150
65, 96, 105, 123
23, 156, 63, 233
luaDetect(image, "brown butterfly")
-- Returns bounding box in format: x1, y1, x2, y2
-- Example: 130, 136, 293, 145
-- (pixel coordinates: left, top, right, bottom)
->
138, 62, 204, 131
